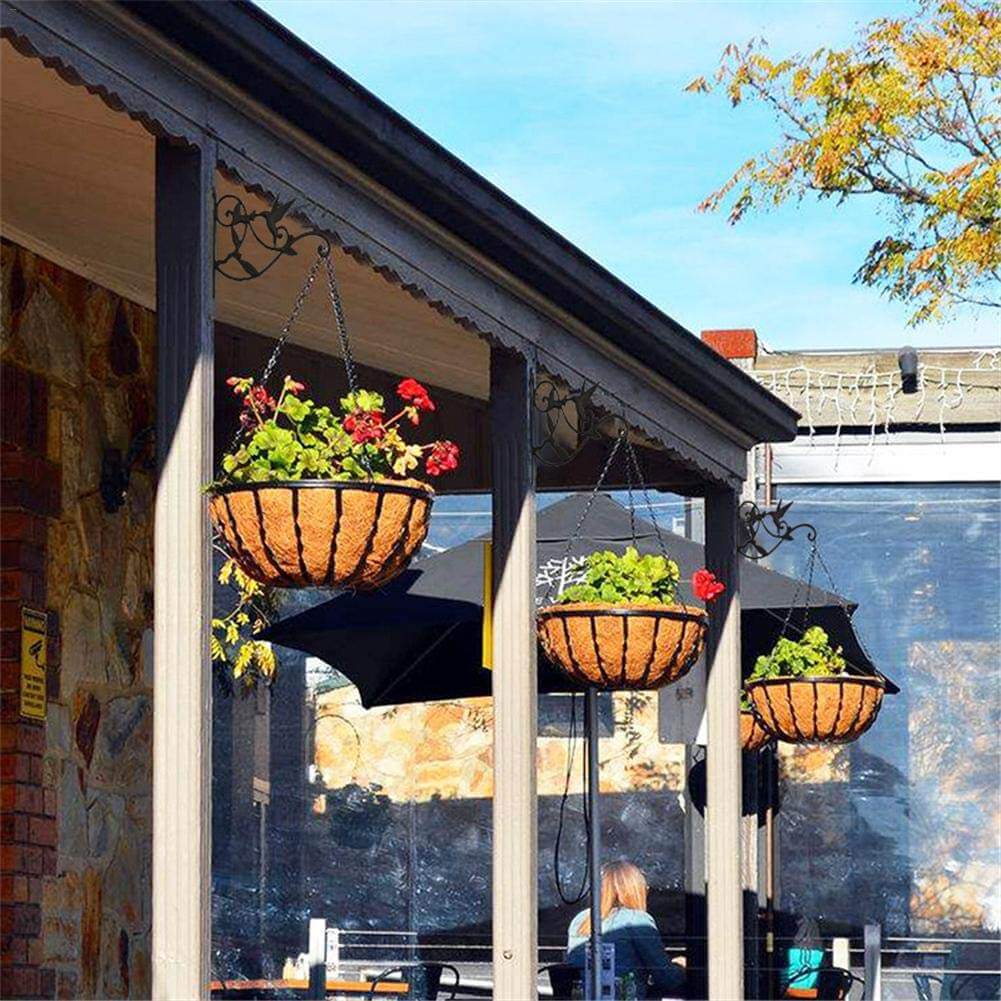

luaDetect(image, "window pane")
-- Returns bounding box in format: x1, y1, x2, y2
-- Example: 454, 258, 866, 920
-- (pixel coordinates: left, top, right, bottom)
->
766, 485, 1001, 950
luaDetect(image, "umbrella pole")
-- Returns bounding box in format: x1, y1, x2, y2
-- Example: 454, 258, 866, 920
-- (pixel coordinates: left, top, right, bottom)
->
586, 687, 603, 1001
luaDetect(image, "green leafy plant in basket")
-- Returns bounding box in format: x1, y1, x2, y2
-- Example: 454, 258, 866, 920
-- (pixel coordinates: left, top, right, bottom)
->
554, 547, 682, 605
748, 625, 846, 682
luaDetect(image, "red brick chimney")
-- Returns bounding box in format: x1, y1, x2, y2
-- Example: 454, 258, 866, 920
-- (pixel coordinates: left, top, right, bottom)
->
701, 328, 758, 361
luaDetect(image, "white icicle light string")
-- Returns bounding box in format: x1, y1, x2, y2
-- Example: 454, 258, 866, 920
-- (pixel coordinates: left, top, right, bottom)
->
752, 350, 1000, 463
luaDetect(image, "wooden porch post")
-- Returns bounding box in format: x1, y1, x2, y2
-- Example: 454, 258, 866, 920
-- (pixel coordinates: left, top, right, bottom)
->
705, 486, 744, 1000
490, 347, 538, 1000
152, 139, 215, 1001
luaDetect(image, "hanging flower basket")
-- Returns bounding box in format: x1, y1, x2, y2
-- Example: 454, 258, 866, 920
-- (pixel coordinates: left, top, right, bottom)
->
537, 601, 707, 690
740, 709, 772, 751
745, 625, 886, 744
745, 675, 885, 744
210, 373, 459, 590
209, 478, 433, 589
537, 548, 724, 691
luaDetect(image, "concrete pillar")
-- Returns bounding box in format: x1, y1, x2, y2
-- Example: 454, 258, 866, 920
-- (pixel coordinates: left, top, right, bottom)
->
152, 139, 215, 1000
490, 347, 538, 1000
705, 486, 743, 1000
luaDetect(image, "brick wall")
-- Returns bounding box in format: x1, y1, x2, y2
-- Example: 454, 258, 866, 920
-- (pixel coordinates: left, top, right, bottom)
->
1, 362, 60, 999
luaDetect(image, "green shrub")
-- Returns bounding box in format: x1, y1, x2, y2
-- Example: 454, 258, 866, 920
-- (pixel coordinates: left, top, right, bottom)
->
749, 625, 846, 681
555, 546, 681, 606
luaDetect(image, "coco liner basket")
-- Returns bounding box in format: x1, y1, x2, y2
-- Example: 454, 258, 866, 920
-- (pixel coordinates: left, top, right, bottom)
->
740, 710, 772, 752
745, 674, 886, 744
209, 479, 433, 589
537, 602, 707, 690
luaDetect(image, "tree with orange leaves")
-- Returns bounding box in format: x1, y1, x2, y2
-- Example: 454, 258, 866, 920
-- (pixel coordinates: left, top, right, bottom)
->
687, 0, 999, 324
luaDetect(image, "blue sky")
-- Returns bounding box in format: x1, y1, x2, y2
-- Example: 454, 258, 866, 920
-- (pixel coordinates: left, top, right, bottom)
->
257, 0, 996, 351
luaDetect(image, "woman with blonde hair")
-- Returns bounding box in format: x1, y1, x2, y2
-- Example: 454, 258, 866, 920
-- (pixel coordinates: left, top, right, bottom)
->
566, 860, 683, 999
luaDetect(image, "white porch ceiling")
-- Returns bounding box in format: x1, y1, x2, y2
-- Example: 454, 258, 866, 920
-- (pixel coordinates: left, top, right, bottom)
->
0, 46, 489, 399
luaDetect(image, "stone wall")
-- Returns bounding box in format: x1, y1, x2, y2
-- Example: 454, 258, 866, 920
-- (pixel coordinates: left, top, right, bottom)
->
312, 687, 683, 804
1, 240, 154, 999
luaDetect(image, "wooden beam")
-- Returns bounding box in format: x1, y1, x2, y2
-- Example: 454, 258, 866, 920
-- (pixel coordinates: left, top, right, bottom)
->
152, 138, 215, 1001
705, 487, 744, 1000
742, 752, 761, 998
490, 347, 538, 1000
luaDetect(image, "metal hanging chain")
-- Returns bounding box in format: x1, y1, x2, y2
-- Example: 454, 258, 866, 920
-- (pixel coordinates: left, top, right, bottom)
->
621, 433, 694, 615
262, 252, 325, 389
543, 431, 625, 604
623, 429, 637, 546
218, 253, 325, 469
322, 255, 375, 477
813, 544, 879, 669
767, 541, 818, 670
622, 433, 672, 563
221, 248, 375, 475
323, 254, 360, 397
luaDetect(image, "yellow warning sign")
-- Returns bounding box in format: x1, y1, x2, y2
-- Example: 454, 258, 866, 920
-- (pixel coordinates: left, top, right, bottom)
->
20, 607, 47, 721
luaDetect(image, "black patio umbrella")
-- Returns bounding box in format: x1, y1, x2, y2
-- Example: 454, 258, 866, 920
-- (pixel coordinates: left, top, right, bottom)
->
261, 492, 892, 707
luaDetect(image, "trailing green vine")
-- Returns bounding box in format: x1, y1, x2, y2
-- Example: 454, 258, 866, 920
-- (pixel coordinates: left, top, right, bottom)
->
211, 551, 282, 691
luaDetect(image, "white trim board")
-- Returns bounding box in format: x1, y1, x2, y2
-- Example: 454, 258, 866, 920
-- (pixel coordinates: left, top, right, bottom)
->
768, 431, 1001, 484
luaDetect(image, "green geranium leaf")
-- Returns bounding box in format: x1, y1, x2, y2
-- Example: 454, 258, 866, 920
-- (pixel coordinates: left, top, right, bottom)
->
554, 546, 680, 606
749, 625, 846, 682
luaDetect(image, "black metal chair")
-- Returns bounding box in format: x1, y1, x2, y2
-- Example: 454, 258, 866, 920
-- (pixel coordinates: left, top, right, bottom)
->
365, 963, 460, 1000
914, 973, 943, 1001
540, 963, 582, 1000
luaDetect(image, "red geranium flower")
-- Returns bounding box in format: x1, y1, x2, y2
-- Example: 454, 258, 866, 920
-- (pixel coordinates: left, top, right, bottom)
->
426, 440, 460, 476
285, 379, 306, 396
344, 410, 385, 444
692, 568, 725, 603
397, 377, 435, 412
238, 385, 276, 416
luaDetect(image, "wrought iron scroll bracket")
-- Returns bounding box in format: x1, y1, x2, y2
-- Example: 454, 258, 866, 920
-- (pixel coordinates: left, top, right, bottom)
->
532, 378, 626, 468
737, 499, 817, 561
214, 194, 331, 282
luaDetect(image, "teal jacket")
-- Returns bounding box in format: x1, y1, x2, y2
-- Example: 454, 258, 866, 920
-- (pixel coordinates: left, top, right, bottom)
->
567, 907, 684, 999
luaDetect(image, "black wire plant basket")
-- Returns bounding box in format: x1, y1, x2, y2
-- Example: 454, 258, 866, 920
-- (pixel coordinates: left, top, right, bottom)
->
743, 537, 892, 745
209, 479, 433, 590
745, 674, 886, 744
537, 602, 706, 691
740, 708, 773, 751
